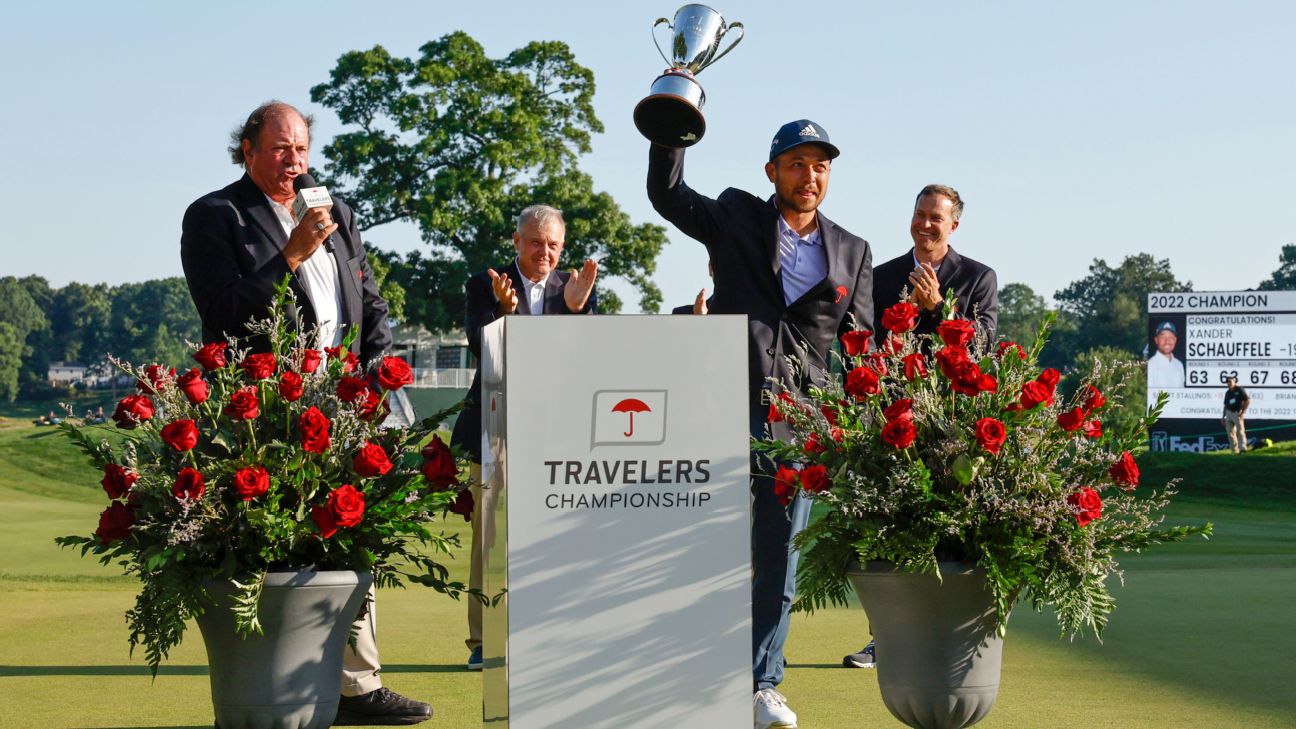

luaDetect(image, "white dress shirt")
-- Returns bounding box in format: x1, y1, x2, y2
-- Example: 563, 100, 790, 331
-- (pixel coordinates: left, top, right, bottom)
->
267, 196, 344, 349
518, 262, 550, 315
1147, 353, 1186, 389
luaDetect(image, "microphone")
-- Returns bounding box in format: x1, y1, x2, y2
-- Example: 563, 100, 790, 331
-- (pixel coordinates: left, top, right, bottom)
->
293, 173, 336, 253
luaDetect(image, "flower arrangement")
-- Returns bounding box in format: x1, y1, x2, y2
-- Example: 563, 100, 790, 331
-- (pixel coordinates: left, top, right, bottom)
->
761, 301, 1212, 636
57, 281, 476, 673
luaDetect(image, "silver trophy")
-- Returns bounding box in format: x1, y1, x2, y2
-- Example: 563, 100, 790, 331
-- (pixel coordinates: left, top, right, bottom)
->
633, 4, 744, 148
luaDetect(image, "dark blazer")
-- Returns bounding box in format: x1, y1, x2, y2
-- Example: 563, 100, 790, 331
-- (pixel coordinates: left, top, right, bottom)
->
180, 174, 392, 362
449, 260, 597, 461
871, 246, 998, 347
647, 144, 873, 404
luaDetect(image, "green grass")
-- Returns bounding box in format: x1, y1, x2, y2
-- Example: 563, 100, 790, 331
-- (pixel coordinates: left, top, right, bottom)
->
0, 424, 1293, 727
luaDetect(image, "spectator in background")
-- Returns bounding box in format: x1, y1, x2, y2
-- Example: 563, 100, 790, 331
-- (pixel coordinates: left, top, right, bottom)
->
1222, 376, 1250, 453
671, 261, 714, 315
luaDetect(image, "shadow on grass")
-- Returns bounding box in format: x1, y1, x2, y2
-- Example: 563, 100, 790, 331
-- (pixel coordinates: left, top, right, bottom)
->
0, 663, 466, 677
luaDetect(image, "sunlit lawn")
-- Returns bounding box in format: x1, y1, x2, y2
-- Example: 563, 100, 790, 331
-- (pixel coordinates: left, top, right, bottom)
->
1, 422, 1292, 728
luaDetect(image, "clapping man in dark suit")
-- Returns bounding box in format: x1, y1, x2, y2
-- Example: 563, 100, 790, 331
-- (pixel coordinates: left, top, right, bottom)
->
869, 185, 998, 348
449, 204, 597, 671
648, 120, 873, 729
180, 101, 430, 726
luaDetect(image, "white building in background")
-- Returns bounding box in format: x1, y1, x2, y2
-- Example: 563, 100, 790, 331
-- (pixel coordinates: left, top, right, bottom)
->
389, 324, 474, 427
47, 361, 87, 385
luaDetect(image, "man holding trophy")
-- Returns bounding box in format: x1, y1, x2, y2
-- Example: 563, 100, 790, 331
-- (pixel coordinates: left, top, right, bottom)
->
641, 8, 874, 728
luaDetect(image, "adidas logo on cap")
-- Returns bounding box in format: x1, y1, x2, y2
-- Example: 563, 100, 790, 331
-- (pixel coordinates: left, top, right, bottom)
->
798, 124, 820, 137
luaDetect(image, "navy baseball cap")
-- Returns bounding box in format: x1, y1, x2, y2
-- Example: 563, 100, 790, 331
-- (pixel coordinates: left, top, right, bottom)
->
769, 119, 840, 162
1156, 321, 1177, 335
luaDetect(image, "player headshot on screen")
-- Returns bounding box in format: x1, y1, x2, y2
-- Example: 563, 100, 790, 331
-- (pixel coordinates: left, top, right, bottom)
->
1147, 320, 1186, 389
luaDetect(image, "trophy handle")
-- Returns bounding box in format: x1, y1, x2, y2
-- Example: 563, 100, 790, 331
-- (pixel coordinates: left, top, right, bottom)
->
698, 21, 744, 72
651, 17, 674, 66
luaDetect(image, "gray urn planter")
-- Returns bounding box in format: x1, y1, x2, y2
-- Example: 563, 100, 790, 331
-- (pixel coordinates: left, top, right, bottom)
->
195, 570, 372, 729
847, 562, 1005, 729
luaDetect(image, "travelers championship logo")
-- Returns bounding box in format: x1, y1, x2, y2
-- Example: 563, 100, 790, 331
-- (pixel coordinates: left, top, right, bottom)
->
591, 390, 667, 446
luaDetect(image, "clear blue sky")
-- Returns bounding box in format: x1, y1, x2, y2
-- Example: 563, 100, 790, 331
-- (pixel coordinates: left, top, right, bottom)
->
2, 1, 1291, 314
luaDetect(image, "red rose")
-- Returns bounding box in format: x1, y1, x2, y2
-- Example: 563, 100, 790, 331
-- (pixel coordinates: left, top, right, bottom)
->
241, 353, 277, 380
1067, 487, 1103, 526
937, 319, 976, 348
881, 302, 920, 333
884, 398, 914, 422
112, 395, 154, 429
325, 345, 358, 373
299, 407, 332, 454
224, 386, 260, 420
278, 371, 304, 402
95, 502, 135, 544
1019, 381, 1053, 409
232, 466, 270, 500
377, 356, 414, 391
312, 505, 338, 539
194, 342, 228, 371
881, 417, 917, 449
820, 404, 838, 426
299, 349, 322, 374
136, 364, 175, 393
1057, 407, 1086, 432
421, 436, 459, 490
337, 376, 371, 403
1082, 385, 1107, 413
327, 484, 366, 528
355, 387, 386, 421
773, 465, 799, 506
880, 333, 906, 355
353, 442, 394, 478
866, 353, 889, 377
1082, 419, 1103, 439
101, 463, 138, 500
974, 417, 1007, 455
1108, 451, 1139, 489
160, 419, 199, 451
1038, 368, 1061, 388
767, 392, 797, 423
935, 346, 970, 379
176, 368, 209, 404
949, 361, 988, 397
997, 341, 1026, 361
830, 426, 844, 443
844, 366, 881, 399
449, 489, 475, 522
840, 330, 872, 357
172, 467, 205, 501
804, 432, 826, 455
800, 464, 831, 494
902, 353, 929, 380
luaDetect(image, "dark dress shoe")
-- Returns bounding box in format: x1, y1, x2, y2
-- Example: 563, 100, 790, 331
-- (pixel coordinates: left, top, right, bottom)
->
334, 687, 433, 725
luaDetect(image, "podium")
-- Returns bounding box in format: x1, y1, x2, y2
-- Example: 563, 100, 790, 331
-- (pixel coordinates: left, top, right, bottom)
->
478, 315, 752, 728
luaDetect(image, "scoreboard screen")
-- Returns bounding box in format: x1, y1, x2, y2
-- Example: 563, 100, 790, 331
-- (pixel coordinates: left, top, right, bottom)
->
1146, 290, 1296, 451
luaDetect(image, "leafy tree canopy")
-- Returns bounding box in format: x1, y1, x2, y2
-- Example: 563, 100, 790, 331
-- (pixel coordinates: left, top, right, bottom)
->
1049, 254, 1190, 365
310, 33, 667, 332
1257, 243, 1296, 291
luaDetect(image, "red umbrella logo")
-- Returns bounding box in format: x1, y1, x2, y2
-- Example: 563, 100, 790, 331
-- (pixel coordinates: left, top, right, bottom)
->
611, 398, 651, 437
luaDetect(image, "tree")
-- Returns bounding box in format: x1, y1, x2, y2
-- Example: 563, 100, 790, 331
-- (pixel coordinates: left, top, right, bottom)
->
310, 33, 667, 332
106, 279, 202, 367
47, 282, 113, 363
1258, 244, 1296, 290
996, 283, 1051, 347
1049, 255, 1190, 365
0, 277, 49, 400
0, 323, 24, 402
